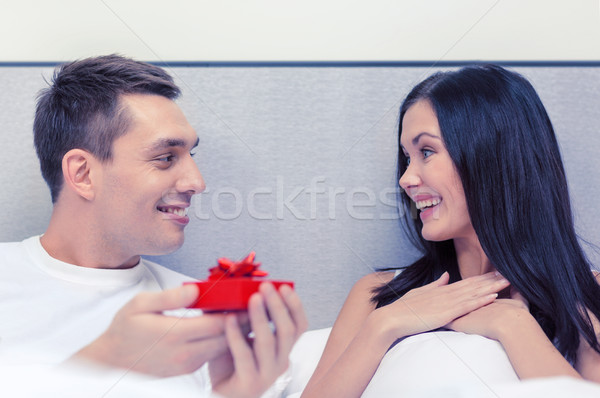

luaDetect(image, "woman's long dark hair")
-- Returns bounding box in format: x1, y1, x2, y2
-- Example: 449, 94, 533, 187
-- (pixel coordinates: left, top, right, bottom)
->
373, 64, 600, 365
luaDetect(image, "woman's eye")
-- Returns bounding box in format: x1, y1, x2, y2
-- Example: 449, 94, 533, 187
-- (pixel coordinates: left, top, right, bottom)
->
422, 149, 434, 159
405, 156, 411, 166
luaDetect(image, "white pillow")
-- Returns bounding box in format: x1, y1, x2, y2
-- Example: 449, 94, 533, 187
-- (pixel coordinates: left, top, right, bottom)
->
283, 327, 331, 397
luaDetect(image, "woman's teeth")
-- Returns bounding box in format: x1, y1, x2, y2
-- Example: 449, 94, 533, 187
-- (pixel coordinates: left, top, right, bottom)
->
415, 198, 441, 210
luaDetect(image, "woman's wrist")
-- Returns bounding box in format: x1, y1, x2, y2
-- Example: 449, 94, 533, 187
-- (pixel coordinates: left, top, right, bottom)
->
494, 307, 536, 342
365, 305, 412, 349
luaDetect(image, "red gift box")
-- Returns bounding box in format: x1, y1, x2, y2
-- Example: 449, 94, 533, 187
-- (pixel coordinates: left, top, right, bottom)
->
185, 252, 294, 312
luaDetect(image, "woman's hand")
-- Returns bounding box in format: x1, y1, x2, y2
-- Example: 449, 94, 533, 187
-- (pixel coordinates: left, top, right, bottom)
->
372, 271, 511, 342
447, 287, 584, 380
302, 271, 510, 398
446, 287, 530, 341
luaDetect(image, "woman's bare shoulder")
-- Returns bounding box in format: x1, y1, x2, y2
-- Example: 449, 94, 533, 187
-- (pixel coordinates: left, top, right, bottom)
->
351, 271, 396, 292
335, 271, 396, 316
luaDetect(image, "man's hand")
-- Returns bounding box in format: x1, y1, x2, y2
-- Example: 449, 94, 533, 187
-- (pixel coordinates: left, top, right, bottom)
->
210, 283, 308, 398
73, 284, 229, 377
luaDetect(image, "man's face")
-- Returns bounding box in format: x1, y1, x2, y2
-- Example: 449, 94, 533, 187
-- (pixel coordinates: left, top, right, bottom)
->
93, 94, 205, 265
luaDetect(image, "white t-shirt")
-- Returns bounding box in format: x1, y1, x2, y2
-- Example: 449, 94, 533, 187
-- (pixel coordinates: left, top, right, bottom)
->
0, 235, 195, 364
0, 235, 212, 395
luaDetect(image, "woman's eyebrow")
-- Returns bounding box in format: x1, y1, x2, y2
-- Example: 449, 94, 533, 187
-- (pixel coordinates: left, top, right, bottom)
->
412, 132, 441, 146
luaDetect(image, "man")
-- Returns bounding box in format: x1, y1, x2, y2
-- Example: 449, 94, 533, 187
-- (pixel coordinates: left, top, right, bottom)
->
0, 55, 306, 397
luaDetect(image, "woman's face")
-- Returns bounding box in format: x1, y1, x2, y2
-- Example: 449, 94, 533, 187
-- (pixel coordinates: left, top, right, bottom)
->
399, 100, 475, 242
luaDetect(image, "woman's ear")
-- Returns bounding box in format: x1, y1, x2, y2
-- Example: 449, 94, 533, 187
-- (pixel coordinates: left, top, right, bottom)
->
61, 149, 97, 201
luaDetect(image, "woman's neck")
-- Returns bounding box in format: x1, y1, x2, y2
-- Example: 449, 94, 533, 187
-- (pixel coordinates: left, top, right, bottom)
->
453, 236, 495, 278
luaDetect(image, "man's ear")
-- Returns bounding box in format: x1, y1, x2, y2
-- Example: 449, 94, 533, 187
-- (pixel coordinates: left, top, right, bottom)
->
62, 149, 98, 201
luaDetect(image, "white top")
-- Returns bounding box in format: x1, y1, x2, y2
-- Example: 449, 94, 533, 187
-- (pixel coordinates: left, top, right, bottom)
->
285, 327, 520, 398
0, 236, 213, 396
362, 330, 519, 397
0, 235, 194, 364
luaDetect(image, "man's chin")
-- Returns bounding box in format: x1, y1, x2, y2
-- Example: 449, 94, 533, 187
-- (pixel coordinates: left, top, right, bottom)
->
145, 235, 185, 256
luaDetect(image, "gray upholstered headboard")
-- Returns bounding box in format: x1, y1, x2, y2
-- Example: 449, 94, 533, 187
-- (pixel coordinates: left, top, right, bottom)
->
1, 65, 599, 329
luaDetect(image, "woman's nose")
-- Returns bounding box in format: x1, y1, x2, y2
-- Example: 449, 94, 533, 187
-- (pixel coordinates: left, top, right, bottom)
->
399, 164, 421, 191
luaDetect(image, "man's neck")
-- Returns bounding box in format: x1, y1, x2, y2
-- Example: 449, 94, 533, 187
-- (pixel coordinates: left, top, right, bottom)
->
41, 220, 140, 269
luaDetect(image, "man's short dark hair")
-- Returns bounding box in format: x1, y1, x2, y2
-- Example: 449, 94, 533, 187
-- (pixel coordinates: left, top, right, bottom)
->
33, 54, 181, 203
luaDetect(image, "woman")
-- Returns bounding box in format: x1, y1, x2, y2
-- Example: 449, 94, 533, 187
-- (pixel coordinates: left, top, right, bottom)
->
301, 64, 600, 398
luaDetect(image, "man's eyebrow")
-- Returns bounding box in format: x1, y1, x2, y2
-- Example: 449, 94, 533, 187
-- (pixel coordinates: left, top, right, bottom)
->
146, 137, 199, 151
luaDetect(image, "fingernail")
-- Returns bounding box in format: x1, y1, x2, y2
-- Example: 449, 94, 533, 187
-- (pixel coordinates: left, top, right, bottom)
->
494, 271, 509, 281
260, 282, 275, 294
252, 293, 265, 309
279, 284, 292, 296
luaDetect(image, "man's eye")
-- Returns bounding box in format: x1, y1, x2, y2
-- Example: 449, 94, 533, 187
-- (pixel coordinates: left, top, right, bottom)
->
157, 155, 174, 162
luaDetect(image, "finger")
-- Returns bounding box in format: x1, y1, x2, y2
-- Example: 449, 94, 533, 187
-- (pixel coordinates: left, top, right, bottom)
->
471, 277, 510, 297
236, 311, 250, 326
183, 334, 229, 370
260, 283, 296, 364
125, 284, 200, 314
450, 279, 508, 312
175, 314, 228, 341
249, 289, 277, 373
208, 350, 234, 387
408, 272, 450, 296
455, 271, 506, 286
225, 313, 257, 378
484, 273, 511, 294
235, 312, 252, 338
436, 271, 450, 285
454, 293, 498, 318
445, 273, 508, 316
279, 284, 308, 339
451, 272, 509, 295
425, 271, 450, 289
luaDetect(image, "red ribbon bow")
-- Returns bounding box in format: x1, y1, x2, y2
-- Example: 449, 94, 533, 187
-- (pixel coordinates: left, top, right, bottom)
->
208, 252, 268, 280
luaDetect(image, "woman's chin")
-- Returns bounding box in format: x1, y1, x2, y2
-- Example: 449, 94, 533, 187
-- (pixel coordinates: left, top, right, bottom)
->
420, 227, 448, 242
